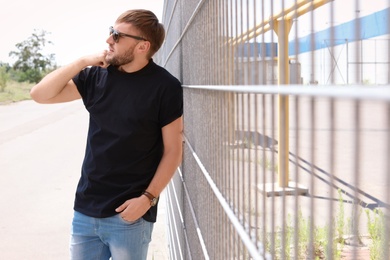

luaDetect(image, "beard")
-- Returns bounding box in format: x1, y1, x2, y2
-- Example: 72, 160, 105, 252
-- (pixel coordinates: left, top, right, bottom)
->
106, 45, 135, 66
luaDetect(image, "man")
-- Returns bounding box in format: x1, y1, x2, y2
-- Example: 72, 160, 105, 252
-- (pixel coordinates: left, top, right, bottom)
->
30, 9, 183, 260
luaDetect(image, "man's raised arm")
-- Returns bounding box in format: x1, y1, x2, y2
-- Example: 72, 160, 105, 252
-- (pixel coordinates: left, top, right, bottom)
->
30, 51, 108, 104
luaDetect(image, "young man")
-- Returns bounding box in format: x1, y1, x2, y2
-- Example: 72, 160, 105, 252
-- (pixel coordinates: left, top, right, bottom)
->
30, 9, 183, 260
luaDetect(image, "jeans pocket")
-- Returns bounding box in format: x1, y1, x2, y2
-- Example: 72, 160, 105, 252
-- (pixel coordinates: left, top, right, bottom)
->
117, 214, 140, 225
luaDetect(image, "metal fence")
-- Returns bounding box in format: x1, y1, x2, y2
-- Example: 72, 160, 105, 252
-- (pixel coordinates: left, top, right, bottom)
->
155, 0, 390, 259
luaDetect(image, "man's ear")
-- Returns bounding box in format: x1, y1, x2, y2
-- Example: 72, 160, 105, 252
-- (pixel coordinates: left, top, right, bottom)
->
138, 41, 151, 53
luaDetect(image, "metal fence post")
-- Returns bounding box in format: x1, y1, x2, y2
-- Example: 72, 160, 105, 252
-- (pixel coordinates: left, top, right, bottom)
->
274, 18, 292, 188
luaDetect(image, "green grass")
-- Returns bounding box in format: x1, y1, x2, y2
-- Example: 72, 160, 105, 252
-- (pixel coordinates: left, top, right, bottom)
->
0, 80, 33, 104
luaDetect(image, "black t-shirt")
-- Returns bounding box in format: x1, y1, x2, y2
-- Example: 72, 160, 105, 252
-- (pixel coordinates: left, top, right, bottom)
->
72, 60, 183, 222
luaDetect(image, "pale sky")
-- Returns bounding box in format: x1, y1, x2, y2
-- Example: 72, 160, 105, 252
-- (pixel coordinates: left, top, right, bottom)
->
0, 0, 164, 66
1, 0, 387, 66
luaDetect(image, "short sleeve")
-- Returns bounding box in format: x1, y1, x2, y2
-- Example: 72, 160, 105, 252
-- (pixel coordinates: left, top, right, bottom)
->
72, 66, 108, 108
159, 80, 183, 128
72, 67, 91, 100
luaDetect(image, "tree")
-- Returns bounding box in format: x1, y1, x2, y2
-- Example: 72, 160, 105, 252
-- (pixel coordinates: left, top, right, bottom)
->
9, 29, 56, 83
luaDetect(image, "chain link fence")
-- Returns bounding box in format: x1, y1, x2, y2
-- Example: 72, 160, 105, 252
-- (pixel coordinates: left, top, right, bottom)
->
155, 1, 390, 259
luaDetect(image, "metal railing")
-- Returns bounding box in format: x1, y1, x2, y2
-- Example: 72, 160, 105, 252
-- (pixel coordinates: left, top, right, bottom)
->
156, 0, 390, 259
169, 85, 390, 259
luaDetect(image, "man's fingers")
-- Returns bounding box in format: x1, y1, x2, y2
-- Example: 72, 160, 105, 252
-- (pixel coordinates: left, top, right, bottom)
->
99, 60, 109, 68
115, 201, 128, 212
99, 50, 109, 68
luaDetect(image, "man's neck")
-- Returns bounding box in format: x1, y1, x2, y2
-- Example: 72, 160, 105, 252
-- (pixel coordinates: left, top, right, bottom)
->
119, 59, 150, 73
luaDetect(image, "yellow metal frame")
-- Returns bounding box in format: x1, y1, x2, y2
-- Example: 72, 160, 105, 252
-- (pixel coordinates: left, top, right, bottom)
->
228, 0, 333, 47
228, 0, 332, 193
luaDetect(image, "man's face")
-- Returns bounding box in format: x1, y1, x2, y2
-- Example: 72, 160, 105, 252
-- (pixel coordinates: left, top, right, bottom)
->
105, 23, 142, 66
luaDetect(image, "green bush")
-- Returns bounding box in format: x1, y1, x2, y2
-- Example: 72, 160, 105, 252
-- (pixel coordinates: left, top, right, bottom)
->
0, 66, 8, 92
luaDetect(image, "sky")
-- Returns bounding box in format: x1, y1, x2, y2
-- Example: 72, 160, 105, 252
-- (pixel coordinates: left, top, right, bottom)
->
0, 0, 164, 66
1, 0, 388, 66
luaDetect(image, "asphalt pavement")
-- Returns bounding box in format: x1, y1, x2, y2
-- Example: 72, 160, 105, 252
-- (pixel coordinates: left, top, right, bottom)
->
0, 100, 169, 259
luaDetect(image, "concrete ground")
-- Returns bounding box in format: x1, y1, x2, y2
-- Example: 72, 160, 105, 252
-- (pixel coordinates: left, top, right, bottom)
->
0, 100, 169, 259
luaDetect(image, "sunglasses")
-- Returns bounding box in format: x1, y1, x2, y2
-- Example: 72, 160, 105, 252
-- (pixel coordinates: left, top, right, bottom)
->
109, 26, 147, 43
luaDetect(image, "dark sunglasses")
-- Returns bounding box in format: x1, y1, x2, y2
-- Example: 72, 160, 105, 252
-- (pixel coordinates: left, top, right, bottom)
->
109, 26, 147, 43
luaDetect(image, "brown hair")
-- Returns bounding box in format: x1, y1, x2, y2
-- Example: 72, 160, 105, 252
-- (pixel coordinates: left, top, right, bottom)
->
116, 9, 165, 59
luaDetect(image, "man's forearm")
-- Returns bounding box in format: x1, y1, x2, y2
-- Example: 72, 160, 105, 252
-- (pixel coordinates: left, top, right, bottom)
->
146, 148, 182, 197
30, 59, 88, 103
30, 51, 108, 104
145, 116, 183, 197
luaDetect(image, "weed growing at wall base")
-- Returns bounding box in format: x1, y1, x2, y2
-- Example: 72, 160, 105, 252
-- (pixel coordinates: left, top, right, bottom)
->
366, 208, 386, 260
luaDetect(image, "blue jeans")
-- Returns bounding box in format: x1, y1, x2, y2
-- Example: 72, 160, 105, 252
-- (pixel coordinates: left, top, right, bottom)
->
70, 211, 154, 260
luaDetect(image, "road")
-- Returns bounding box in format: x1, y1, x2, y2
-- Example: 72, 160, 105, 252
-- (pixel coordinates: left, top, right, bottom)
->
0, 100, 168, 259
